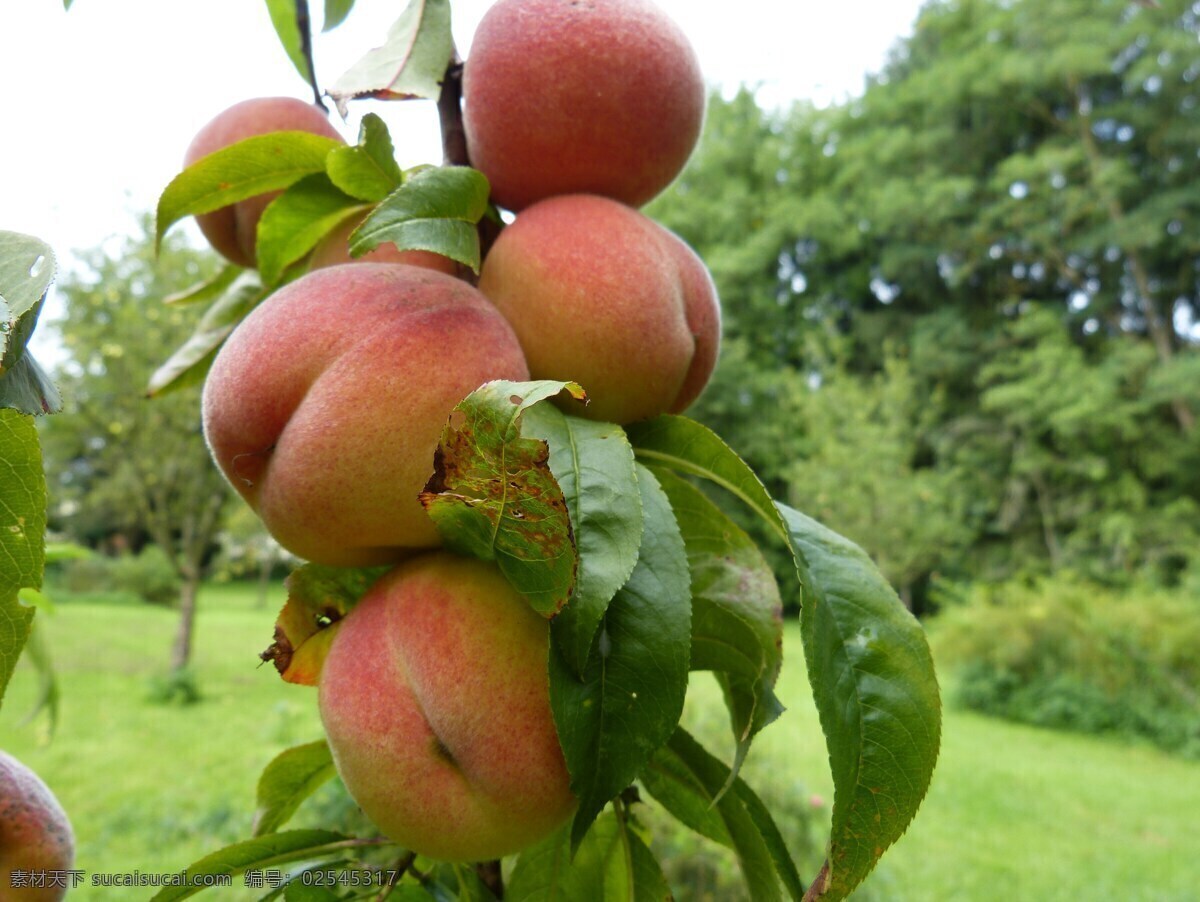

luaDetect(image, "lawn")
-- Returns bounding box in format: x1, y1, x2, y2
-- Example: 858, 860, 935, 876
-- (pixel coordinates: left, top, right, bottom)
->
2, 584, 1197, 900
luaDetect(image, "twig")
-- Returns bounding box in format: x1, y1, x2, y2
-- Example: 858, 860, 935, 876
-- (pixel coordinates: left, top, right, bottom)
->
296, 0, 327, 111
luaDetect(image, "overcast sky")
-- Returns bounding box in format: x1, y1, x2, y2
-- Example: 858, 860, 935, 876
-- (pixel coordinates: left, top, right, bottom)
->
2, 0, 924, 269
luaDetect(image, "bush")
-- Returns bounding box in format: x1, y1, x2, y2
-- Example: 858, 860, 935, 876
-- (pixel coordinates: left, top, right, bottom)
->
52, 546, 181, 606
109, 546, 182, 605
930, 576, 1200, 757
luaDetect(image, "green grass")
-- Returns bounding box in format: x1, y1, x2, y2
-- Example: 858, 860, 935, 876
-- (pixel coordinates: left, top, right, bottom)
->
2, 584, 1198, 900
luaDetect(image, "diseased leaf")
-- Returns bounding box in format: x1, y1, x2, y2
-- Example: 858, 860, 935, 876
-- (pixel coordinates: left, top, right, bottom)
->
261, 564, 389, 686
350, 165, 490, 272
549, 465, 691, 850
420, 380, 585, 617
643, 728, 803, 901
777, 503, 940, 902
523, 406, 642, 678
507, 810, 671, 902
653, 468, 784, 783
256, 174, 362, 286
148, 830, 375, 902
156, 131, 343, 251
0, 409, 45, 706
253, 740, 337, 836
326, 113, 404, 202
323, 0, 356, 31
329, 0, 453, 113
147, 272, 267, 398
264, 0, 313, 83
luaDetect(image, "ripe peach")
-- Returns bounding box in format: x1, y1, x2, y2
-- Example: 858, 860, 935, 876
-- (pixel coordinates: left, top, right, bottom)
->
478, 194, 720, 424
202, 264, 529, 566
462, 0, 706, 211
0, 751, 74, 902
318, 553, 575, 862
307, 213, 457, 276
184, 97, 344, 268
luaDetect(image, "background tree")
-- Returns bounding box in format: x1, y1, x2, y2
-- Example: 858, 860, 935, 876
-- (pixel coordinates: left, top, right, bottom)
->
39, 219, 234, 672
653, 0, 1200, 605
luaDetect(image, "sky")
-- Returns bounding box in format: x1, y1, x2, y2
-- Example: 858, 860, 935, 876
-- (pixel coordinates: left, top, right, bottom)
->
1, 0, 925, 361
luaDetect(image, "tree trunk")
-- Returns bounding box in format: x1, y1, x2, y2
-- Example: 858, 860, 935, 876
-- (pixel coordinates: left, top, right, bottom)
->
256, 540, 274, 609
170, 573, 201, 672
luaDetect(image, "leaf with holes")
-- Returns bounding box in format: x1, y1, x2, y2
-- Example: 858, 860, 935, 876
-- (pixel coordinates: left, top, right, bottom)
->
420, 380, 585, 617
261, 564, 389, 686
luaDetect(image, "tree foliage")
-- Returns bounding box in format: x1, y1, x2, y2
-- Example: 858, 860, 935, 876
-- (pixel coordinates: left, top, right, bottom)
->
652, 0, 1200, 605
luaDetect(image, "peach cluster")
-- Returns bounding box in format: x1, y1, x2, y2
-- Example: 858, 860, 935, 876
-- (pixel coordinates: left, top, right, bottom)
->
184, 0, 716, 863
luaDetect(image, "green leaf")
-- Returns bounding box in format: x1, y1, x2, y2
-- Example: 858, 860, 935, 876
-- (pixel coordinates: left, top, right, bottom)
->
148, 830, 379, 902
147, 272, 267, 398
0, 351, 62, 416
163, 263, 243, 306
523, 406, 642, 678
626, 416, 789, 545
549, 465, 691, 851
777, 503, 941, 902
18, 616, 59, 738
419, 380, 584, 618
264, 0, 313, 83
507, 810, 671, 902
0, 232, 59, 414
156, 131, 343, 251
328, 0, 453, 112
653, 469, 785, 783
350, 166, 490, 272
643, 728, 803, 901
326, 114, 404, 202
323, 0, 355, 31
253, 740, 337, 836
256, 174, 362, 286
0, 409, 45, 707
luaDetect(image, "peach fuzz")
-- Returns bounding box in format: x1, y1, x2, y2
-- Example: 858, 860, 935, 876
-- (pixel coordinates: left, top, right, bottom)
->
184, 96, 344, 268
0, 751, 74, 902
201, 264, 529, 566
478, 194, 720, 424
318, 553, 575, 862
462, 0, 705, 211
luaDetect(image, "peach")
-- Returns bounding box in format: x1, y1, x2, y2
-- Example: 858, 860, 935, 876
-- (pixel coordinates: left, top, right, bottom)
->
184, 97, 344, 268
318, 553, 575, 862
462, 0, 706, 211
202, 264, 529, 566
307, 213, 458, 276
0, 751, 74, 902
478, 194, 720, 423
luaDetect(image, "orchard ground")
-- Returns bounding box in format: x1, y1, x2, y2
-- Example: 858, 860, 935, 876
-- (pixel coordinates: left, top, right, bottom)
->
1, 583, 1197, 901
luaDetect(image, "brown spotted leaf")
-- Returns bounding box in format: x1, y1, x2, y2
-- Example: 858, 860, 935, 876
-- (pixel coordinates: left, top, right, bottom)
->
262, 564, 388, 685
419, 379, 585, 618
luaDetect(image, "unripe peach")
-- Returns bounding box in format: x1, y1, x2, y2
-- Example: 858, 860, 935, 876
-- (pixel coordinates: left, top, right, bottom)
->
0, 751, 74, 902
202, 264, 529, 566
479, 194, 720, 423
318, 553, 575, 862
463, 0, 706, 211
307, 214, 457, 276
184, 97, 344, 268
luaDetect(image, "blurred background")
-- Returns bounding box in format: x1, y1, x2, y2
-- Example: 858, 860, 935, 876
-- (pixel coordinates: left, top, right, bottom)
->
2, 0, 1198, 899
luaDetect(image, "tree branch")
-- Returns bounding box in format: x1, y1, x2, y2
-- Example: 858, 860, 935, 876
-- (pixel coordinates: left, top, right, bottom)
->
296, 0, 327, 111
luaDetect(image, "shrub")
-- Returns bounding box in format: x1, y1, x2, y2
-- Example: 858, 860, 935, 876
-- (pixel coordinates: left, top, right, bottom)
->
108, 546, 182, 606
930, 576, 1200, 757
